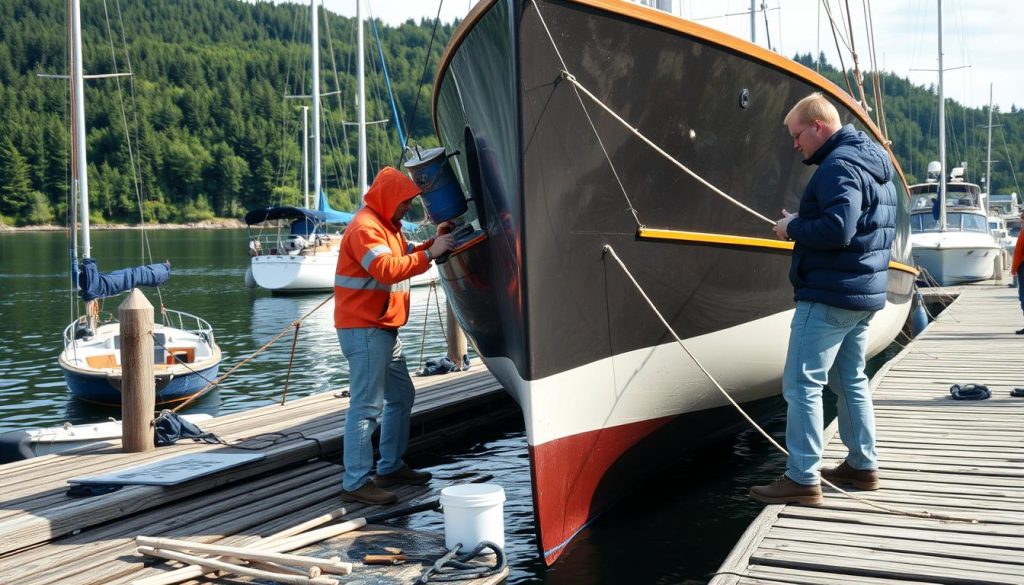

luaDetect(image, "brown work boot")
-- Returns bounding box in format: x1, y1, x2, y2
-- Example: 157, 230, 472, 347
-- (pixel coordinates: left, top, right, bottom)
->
749, 475, 822, 506
821, 461, 880, 490
340, 481, 397, 505
373, 464, 432, 488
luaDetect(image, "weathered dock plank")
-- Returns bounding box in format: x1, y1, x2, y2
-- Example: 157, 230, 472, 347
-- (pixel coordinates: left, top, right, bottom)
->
0, 361, 513, 584
711, 282, 1024, 584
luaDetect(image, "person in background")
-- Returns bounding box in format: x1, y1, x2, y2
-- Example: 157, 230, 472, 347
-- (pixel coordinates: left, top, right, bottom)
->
334, 166, 454, 505
749, 93, 897, 506
1011, 209, 1024, 334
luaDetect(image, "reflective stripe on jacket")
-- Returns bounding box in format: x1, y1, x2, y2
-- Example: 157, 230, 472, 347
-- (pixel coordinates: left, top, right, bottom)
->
334, 167, 433, 329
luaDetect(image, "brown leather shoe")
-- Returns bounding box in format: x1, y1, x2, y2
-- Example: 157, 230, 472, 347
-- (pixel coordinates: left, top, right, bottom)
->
749, 475, 822, 506
374, 464, 432, 488
821, 461, 880, 490
340, 481, 397, 505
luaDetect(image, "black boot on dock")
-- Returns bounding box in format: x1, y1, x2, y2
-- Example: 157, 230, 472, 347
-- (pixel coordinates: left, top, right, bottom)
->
374, 464, 432, 488
341, 481, 398, 505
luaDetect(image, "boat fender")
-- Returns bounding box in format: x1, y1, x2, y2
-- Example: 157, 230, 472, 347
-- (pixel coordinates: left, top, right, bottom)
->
910, 291, 928, 336
244, 267, 257, 289
1010, 388, 1024, 398
0, 430, 34, 464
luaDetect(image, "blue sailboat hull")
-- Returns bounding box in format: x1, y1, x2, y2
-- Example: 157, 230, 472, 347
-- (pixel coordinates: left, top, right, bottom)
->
62, 364, 220, 407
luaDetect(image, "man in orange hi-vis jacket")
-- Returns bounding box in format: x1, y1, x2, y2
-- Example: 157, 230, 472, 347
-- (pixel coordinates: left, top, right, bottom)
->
335, 166, 454, 505
1011, 209, 1024, 335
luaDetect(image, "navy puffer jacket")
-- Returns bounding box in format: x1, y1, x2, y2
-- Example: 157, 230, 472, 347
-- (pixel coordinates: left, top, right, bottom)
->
786, 124, 897, 311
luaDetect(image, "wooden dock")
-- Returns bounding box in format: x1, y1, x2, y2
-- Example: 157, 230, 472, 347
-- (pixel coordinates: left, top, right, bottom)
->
0, 362, 514, 584
711, 282, 1024, 584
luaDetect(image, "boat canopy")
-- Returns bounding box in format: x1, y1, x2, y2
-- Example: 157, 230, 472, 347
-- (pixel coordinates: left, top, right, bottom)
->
78, 258, 170, 302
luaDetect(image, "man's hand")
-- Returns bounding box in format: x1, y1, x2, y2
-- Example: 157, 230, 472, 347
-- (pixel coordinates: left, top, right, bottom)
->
436, 221, 456, 235
773, 209, 795, 241
428, 233, 456, 258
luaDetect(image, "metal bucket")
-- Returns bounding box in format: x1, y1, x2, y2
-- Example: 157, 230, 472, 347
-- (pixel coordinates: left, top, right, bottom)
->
404, 147, 467, 224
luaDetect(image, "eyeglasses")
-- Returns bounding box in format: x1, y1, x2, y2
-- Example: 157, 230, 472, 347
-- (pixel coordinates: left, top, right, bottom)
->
791, 125, 815, 141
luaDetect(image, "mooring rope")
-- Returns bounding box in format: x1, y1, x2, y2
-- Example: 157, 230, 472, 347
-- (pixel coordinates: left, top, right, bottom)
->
602, 244, 979, 523
528, 0, 776, 228
166, 293, 335, 413
528, 0, 641, 227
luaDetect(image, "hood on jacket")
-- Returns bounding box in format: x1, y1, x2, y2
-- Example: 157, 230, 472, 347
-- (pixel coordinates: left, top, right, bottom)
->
807, 124, 894, 184
362, 167, 421, 229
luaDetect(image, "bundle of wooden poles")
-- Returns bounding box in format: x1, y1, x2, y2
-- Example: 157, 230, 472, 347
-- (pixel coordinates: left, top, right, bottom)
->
131, 505, 365, 585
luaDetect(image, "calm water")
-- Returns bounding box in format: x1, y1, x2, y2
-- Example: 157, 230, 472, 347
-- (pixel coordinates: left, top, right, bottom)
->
0, 229, 898, 584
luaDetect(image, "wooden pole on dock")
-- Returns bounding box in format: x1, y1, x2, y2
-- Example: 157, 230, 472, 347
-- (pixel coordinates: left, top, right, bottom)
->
445, 300, 466, 366
120, 289, 155, 452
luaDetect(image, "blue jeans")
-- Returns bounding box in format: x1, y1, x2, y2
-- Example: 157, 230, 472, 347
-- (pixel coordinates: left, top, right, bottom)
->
338, 327, 415, 491
783, 301, 878, 485
1018, 272, 1024, 315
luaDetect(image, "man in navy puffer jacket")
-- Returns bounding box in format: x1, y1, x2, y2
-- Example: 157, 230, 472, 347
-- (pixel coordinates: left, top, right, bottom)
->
750, 93, 896, 506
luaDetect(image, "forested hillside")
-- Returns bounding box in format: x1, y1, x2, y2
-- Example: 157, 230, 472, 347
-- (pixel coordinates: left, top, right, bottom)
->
0, 0, 1020, 227
0, 0, 454, 225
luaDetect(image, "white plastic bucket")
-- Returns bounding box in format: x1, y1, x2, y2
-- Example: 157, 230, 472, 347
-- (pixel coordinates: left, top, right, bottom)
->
439, 483, 505, 550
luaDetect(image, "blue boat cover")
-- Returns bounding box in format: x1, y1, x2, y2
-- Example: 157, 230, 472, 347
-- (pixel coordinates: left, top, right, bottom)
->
78, 258, 170, 302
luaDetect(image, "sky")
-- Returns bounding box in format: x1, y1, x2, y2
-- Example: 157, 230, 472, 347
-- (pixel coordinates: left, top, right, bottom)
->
298, 0, 1022, 111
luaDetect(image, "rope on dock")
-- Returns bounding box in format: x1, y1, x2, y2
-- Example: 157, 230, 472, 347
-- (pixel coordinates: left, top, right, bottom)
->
601, 244, 980, 523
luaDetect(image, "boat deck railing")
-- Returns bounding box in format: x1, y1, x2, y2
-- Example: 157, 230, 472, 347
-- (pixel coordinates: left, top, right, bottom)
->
62, 308, 217, 352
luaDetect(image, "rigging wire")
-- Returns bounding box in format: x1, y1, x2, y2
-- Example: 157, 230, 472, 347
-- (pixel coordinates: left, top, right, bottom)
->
401, 0, 445, 158
820, 1, 856, 99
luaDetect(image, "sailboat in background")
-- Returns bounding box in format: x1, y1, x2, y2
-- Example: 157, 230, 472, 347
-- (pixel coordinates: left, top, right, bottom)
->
57, 0, 221, 406
245, 0, 437, 293
908, 0, 1000, 286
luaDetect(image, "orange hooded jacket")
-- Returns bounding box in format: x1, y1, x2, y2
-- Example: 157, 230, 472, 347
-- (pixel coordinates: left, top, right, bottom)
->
334, 167, 434, 329
1013, 233, 1024, 276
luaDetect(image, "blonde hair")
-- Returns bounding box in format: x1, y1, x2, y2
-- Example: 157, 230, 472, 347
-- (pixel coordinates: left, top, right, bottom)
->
784, 92, 841, 129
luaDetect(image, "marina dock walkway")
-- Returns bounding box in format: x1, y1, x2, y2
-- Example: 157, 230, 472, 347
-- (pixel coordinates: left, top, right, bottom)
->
0, 361, 513, 584
711, 282, 1024, 584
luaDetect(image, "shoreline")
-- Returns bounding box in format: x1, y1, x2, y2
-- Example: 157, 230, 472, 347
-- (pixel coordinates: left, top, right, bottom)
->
0, 218, 246, 232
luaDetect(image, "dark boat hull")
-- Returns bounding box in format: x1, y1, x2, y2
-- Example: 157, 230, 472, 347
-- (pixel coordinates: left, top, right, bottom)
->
432, 0, 914, 564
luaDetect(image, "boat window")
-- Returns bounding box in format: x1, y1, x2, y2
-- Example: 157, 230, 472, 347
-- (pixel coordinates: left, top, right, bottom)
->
914, 213, 939, 232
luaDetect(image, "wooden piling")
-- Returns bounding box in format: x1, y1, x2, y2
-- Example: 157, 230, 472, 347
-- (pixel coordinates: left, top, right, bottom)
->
120, 288, 155, 453
445, 301, 466, 366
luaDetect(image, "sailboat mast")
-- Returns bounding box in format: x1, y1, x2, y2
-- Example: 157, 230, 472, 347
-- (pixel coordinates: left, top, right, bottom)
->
311, 0, 322, 206
71, 0, 90, 258
985, 83, 993, 209
937, 0, 947, 230
357, 0, 368, 195
302, 105, 309, 209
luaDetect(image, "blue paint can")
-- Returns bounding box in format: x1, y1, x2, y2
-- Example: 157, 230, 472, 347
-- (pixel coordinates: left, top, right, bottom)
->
404, 147, 467, 224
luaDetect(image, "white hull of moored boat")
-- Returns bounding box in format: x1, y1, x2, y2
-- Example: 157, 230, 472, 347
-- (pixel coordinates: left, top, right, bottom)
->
0, 414, 213, 463
251, 253, 439, 293
911, 234, 1000, 285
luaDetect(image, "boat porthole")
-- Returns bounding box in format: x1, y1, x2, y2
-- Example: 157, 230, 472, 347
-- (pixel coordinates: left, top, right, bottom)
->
739, 89, 750, 109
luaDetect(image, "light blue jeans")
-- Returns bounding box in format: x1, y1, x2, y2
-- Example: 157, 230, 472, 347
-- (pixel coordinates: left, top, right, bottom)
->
338, 327, 415, 492
783, 301, 878, 485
